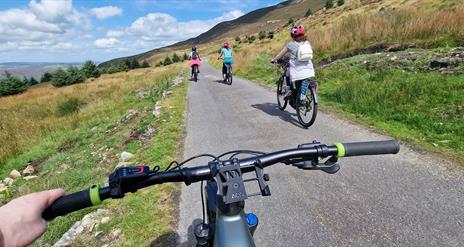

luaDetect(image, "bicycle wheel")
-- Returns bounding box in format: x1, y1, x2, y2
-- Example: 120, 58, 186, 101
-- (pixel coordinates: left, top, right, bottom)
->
193, 65, 198, 82
227, 73, 232, 85
276, 76, 288, 110
296, 87, 318, 128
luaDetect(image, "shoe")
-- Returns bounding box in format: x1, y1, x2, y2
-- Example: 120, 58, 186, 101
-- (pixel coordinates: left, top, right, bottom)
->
284, 90, 292, 99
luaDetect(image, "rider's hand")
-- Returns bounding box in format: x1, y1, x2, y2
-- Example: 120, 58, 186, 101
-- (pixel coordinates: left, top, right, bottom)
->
271, 59, 276, 64
0, 189, 65, 247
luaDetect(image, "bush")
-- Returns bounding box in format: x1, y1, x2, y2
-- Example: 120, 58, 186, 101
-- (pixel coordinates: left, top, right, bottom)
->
258, 31, 266, 40
235, 36, 241, 42
56, 98, 85, 117
141, 60, 150, 68
183, 53, 189, 61
305, 8, 313, 17
81, 60, 100, 79
267, 31, 275, 39
29, 77, 39, 85
287, 18, 295, 26
0, 72, 28, 96
163, 56, 173, 66
326, 0, 334, 9
51, 68, 69, 87
247, 35, 256, 43
172, 53, 181, 63
337, 0, 345, 6
40, 72, 52, 83
66, 66, 85, 85
130, 59, 140, 69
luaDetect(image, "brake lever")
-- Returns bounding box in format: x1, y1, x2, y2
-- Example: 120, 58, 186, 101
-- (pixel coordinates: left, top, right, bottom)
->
289, 156, 340, 174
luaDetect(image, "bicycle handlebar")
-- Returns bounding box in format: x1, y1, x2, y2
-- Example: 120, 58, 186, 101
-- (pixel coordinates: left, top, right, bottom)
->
42, 140, 399, 221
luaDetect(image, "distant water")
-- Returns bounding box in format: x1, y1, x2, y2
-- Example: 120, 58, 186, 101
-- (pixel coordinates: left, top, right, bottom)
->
0, 62, 83, 79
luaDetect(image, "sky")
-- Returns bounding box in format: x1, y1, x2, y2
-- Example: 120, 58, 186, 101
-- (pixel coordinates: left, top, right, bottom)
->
0, 0, 279, 63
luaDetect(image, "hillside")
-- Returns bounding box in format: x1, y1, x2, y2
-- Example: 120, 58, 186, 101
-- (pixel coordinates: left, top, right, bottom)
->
98, 0, 326, 68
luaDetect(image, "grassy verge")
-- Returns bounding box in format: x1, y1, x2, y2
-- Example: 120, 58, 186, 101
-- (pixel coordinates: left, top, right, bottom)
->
0, 65, 188, 246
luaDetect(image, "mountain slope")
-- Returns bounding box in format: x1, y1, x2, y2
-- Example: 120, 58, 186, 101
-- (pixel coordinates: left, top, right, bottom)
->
98, 0, 325, 68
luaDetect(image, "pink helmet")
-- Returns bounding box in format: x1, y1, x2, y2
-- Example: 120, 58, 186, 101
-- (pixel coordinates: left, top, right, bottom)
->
223, 42, 229, 48
291, 25, 305, 38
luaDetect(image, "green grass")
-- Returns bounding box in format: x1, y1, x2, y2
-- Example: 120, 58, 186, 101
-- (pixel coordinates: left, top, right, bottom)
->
0, 67, 187, 246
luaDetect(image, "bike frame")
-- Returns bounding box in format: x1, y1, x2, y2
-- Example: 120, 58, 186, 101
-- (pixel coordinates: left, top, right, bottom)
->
204, 180, 255, 247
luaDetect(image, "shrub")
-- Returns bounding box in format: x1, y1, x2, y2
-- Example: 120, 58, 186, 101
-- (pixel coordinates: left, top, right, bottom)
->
305, 8, 313, 17
40, 72, 52, 83
51, 68, 69, 87
247, 35, 256, 43
235, 36, 241, 42
183, 53, 189, 61
287, 18, 295, 26
326, 0, 334, 9
66, 66, 85, 85
29, 77, 39, 85
337, 0, 345, 6
163, 56, 173, 66
259, 31, 266, 40
56, 98, 85, 117
172, 53, 181, 63
81, 60, 100, 79
267, 31, 275, 39
141, 60, 150, 68
130, 59, 140, 69
0, 72, 28, 96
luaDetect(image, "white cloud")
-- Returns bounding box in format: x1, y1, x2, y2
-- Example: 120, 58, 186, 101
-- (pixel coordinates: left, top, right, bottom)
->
128, 10, 244, 42
90, 6, 123, 20
95, 38, 120, 48
106, 30, 125, 37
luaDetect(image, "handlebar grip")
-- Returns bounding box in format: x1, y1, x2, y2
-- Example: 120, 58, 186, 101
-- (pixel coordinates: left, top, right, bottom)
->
42, 185, 101, 221
336, 140, 400, 157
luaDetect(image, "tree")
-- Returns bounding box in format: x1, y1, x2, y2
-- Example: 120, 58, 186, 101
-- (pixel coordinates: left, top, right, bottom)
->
258, 31, 266, 40
130, 59, 140, 69
325, 0, 334, 9
183, 53, 188, 61
51, 68, 69, 87
267, 31, 275, 39
337, 0, 345, 6
172, 53, 181, 63
141, 60, 150, 68
0, 72, 28, 96
305, 8, 313, 17
29, 77, 39, 85
23, 77, 30, 86
163, 56, 173, 66
66, 66, 85, 85
40, 72, 52, 83
124, 59, 132, 69
81, 60, 100, 79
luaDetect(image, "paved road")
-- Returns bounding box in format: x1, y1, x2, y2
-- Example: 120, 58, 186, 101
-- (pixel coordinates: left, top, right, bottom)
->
175, 64, 464, 246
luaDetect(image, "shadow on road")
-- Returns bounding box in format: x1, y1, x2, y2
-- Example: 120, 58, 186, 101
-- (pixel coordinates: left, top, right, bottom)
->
150, 218, 202, 247
251, 102, 305, 129
214, 79, 231, 85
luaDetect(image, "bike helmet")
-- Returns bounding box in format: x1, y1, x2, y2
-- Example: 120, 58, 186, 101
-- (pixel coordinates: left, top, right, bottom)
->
291, 25, 305, 38
223, 42, 229, 48
192, 46, 197, 51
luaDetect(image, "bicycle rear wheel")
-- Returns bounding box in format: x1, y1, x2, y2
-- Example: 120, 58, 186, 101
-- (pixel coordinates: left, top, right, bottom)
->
193, 65, 198, 82
296, 87, 317, 128
276, 76, 288, 110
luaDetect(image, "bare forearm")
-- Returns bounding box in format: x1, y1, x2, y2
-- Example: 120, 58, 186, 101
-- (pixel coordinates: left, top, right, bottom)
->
273, 46, 287, 60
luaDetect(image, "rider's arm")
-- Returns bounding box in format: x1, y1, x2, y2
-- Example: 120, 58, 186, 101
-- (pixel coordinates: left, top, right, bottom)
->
272, 45, 288, 62
217, 49, 223, 60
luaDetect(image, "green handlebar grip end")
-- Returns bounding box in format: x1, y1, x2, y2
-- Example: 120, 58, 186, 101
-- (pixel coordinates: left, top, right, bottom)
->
334, 143, 345, 157
89, 185, 102, 206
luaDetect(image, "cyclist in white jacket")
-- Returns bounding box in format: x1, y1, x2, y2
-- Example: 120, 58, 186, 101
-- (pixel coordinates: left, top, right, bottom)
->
272, 25, 315, 99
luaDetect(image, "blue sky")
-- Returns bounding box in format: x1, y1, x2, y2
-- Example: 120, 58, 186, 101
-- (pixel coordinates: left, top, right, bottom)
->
0, 0, 278, 63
